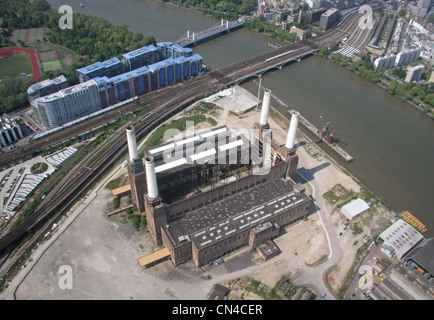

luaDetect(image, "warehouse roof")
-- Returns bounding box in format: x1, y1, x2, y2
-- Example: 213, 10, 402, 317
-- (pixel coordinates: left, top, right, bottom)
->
379, 219, 424, 259
340, 198, 370, 220
405, 238, 434, 276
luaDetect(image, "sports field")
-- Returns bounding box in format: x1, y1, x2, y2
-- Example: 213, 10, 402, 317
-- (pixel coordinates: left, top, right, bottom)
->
9, 28, 45, 43
39, 50, 63, 72
0, 47, 41, 82
0, 50, 33, 79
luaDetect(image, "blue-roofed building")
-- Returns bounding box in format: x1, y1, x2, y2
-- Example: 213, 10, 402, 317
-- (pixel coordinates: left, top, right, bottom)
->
156, 42, 193, 60
188, 54, 203, 77
101, 57, 125, 78
109, 65, 152, 102
148, 59, 176, 89
77, 57, 125, 83
93, 76, 118, 108
122, 45, 159, 71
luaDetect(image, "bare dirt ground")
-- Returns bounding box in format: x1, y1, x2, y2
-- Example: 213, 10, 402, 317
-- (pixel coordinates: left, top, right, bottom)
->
1, 86, 394, 300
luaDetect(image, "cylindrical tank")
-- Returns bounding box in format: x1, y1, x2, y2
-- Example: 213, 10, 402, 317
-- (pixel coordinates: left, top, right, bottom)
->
144, 156, 158, 199
259, 89, 271, 127
126, 126, 139, 162
285, 111, 299, 149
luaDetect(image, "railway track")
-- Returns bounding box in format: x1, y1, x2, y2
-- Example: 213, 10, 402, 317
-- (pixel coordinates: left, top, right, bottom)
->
0, 13, 362, 262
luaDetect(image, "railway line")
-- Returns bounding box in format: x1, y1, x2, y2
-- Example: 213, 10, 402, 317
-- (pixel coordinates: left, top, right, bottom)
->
0, 13, 362, 265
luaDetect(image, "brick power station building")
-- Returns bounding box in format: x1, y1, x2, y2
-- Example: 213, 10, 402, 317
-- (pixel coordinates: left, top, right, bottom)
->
125, 89, 312, 267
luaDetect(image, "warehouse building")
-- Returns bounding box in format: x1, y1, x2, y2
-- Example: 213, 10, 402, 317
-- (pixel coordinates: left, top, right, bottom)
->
404, 238, 434, 278
127, 90, 312, 267
378, 219, 424, 259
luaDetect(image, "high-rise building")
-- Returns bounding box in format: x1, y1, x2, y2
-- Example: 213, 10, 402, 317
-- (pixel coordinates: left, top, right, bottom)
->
319, 8, 339, 31
27, 75, 69, 104
405, 65, 424, 83
34, 80, 102, 128
395, 49, 422, 67
374, 55, 396, 71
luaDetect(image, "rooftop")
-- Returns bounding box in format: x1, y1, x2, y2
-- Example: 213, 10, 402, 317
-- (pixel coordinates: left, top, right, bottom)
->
27, 75, 68, 95
122, 45, 158, 60
379, 219, 424, 259
146, 126, 249, 174
165, 178, 310, 249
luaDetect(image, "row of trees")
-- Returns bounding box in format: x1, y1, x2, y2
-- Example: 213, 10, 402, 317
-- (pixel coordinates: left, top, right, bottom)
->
244, 15, 309, 43
166, 0, 256, 20
318, 45, 433, 111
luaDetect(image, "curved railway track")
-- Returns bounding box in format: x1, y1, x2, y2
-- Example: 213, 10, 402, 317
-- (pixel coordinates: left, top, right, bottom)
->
0, 13, 363, 257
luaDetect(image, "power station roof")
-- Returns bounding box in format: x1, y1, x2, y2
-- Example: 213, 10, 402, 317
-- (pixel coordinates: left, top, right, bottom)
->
164, 178, 310, 249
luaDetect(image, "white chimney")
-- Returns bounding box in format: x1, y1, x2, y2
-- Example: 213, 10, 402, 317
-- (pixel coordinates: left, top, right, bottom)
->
144, 156, 158, 199
259, 89, 271, 127
285, 111, 299, 149
126, 126, 139, 162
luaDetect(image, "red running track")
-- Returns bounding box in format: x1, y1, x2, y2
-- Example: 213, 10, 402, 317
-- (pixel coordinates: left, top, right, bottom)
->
0, 47, 42, 82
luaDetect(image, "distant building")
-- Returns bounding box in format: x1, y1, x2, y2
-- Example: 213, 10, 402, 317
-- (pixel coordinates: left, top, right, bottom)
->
405, 65, 424, 82
378, 219, 424, 259
374, 55, 397, 71
395, 48, 422, 67
319, 8, 339, 31
0, 114, 24, 147
33, 80, 102, 128
290, 26, 307, 40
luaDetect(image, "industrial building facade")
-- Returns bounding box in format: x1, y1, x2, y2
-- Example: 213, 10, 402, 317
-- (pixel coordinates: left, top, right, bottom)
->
126, 89, 312, 267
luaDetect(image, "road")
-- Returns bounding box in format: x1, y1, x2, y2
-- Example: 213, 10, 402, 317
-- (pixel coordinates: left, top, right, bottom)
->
292, 159, 344, 300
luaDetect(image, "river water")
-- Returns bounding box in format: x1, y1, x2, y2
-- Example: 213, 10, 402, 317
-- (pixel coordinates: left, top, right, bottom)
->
49, 0, 434, 236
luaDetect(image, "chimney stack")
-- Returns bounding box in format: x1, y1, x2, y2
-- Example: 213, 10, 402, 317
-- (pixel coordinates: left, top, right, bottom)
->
259, 89, 271, 127
144, 156, 159, 199
285, 111, 299, 149
126, 126, 139, 162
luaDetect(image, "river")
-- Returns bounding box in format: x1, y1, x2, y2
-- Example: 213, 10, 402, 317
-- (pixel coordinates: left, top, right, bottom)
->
48, 0, 434, 237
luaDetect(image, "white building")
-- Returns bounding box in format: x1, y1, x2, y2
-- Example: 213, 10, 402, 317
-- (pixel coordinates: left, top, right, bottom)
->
405, 65, 424, 82
378, 219, 424, 259
34, 80, 102, 128
395, 48, 422, 67
340, 198, 370, 221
